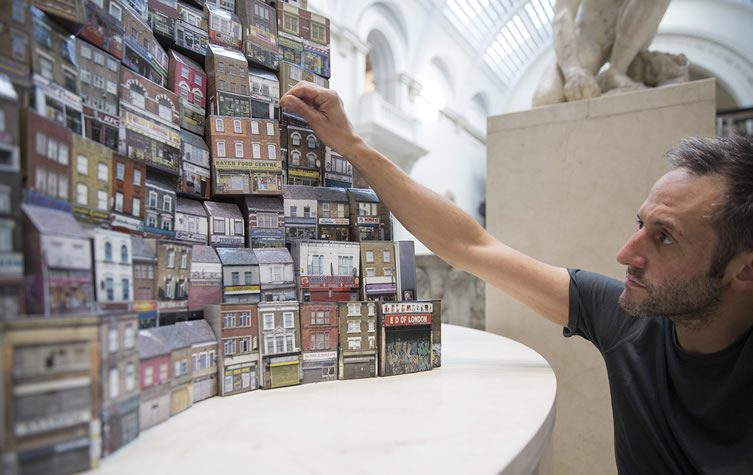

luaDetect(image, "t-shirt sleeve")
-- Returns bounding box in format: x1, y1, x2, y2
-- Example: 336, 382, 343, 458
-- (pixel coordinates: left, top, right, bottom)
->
564, 268, 642, 354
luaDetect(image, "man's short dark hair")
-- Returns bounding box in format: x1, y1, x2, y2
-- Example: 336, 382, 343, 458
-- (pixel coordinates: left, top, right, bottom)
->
665, 135, 753, 278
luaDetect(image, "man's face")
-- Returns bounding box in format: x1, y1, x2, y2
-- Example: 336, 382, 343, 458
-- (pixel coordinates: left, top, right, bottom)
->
615, 169, 727, 320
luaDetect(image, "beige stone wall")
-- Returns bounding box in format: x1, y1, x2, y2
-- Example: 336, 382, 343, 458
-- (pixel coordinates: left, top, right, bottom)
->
485, 80, 716, 474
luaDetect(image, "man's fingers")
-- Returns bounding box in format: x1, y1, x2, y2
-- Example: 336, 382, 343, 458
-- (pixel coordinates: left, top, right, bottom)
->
286, 81, 326, 106
281, 94, 319, 126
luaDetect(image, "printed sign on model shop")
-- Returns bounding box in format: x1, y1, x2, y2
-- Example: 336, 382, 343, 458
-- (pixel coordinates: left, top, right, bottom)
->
356, 216, 380, 225
384, 314, 432, 326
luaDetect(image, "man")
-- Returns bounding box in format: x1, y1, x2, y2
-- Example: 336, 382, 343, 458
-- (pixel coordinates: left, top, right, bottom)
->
280, 82, 753, 473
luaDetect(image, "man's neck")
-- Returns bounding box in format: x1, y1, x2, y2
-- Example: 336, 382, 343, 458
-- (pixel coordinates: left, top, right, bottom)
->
672, 297, 753, 354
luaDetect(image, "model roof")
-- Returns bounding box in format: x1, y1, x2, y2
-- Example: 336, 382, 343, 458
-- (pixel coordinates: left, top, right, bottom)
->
22, 204, 89, 238
180, 130, 210, 151
248, 67, 279, 82
216, 247, 258, 266
0, 73, 18, 101
203, 200, 242, 219
131, 235, 157, 261
283, 184, 318, 200
177, 197, 207, 217
174, 319, 217, 345
207, 43, 247, 63
170, 49, 204, 71
149, 324, 192, 350
253, 248, 293, 264
138, 329, 172, 359
314, 187, 348, 202
191, 245, 220, 263
243, 196, 283, 212
348, 188, 380, 203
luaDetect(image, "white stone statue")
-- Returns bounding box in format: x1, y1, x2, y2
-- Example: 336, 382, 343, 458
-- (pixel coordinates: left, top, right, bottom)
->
533, 0, 689, 107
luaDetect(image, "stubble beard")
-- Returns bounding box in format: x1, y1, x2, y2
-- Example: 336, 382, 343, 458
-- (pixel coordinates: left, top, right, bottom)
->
618, 268, 723, 329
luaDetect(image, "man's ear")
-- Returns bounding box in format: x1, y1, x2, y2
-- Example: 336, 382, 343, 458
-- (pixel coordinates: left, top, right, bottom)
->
728, 251, 753, 291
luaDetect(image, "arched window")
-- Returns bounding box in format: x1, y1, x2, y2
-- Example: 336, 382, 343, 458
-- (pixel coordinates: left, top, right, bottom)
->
306, 152, 316, 168
306, 134, 317, 149
105, 242, 112, 261
291, 132, 302, 147
193, 88, 203, 106
121, 244, 129, 263
179, 82, 190, 99
291, 150, 301, 166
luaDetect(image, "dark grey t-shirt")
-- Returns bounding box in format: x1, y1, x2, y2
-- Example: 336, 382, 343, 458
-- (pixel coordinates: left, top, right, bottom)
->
565, 269, 753, 475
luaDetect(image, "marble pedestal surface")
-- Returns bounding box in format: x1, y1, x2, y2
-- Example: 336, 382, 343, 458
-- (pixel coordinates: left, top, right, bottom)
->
88, 324, 556, 475
485, 79, 716, 474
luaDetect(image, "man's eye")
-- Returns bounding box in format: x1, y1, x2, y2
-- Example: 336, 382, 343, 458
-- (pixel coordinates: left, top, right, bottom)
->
659, 232, 674, 245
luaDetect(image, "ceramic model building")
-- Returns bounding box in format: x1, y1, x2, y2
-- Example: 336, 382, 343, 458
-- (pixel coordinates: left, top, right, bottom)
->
258, 301, 302, 389
22, 204, 95, 316
98, 312, 141, 456
248, 67, 280, 120
290, 239, 361, 302
146, 238, 192, 323
0, 74, 24, 316
430, 299, 442, 368
122, 6, 166, 86
378, 301, 433, 376
149, 324, 194, 415
90, 227, 134, 307
247, 118, 283, 195
253, 247, 296, 302
110, 152, 146, 234
131, 235, 157, 302
283, 184, 317, 242
71, 133, 113, 224
323, 147, 352, 188
21, 108, 72, 207
315, 186, 350, 241
348, 187, 392, 241
148, 0, 178, 41
79, 0, 125, 60
77, 38, 121, 151
275, 2, 330, 79
242, 196, 285, 248
206, 44, 251, 117
175, 197, 209, 244
138, 328, 173, 430
205, 3, 242, 50
281, 113, 323, 186
168, 50, 207, 136
205, 302, 261, 396
178, 130, 211, 198
30, 7, 84, 135
300, 301, 339, 383
277, 53, 328, 94
0, 0, 32, 96
174, 1, 209, 57
174, 319, 219, 402
204, 200, 245, 248
237, 0, 279, 71
360, 240, 397, 302
188, 244, 222, 319
118, 67, 182, 175
338, 301, 378, 379
0, 316, 101, 474
395, 240, 417, 301
215, 247, 261, 303
144, 172, 177, 237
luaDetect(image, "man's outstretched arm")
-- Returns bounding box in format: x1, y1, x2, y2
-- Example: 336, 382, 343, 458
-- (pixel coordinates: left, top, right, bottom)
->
280, 82, 571, 326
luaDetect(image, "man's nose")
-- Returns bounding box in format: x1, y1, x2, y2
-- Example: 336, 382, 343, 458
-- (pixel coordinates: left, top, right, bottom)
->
616, 231, 647, 269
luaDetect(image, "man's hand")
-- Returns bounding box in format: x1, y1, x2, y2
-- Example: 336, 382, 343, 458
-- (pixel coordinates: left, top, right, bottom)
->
562, 66, 601, 101
279, 81, 363, 157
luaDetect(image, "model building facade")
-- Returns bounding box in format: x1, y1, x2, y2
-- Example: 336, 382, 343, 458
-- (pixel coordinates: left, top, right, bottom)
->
378, 301, 433, 376
144, 172, 177, 237
242, 196, 285, 248
205, 302, 261, 396
338, 301, 378, 380
77, 38, 121, 151
206, 3, 242, 50
237, 0, 279, 70
323, 147, 352, 188
253, 247, 295, 302
91, 228, 134, 306
300, 301, 338, 383
175, 319, 219, 402
204, 200, 245, 247
71, 133, 113, 223
138, 328, 173, 430
216, 247, 261, 303
175, 197, 208, 244
360, 241, 397, 302
205, 44, 251, 117
248, 67, 280, 120
168, 50, 207, 136
188, 244, 222, 318
179, 130, 211, 198
290, 239, 360, 303
175, 2, 209, 57
282, 113, 323, 186
283, 184, 317, 242
258, 301, 301, 389
110, 153, 146, 233
315, 186, 350, 241
30, 7, 84, 135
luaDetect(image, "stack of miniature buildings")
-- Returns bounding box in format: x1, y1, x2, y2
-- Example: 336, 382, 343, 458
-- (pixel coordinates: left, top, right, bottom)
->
0, 2, 442, 473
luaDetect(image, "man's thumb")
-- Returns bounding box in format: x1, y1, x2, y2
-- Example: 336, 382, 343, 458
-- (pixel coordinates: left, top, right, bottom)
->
282, 95, 317, 125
